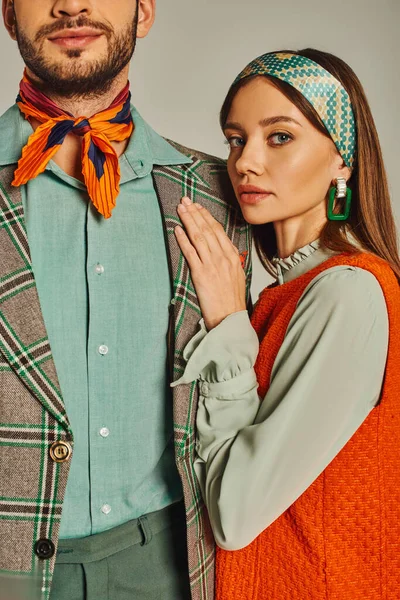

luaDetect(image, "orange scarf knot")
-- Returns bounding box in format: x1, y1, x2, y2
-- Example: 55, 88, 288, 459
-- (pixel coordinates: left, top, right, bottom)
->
13, 74, 134, 219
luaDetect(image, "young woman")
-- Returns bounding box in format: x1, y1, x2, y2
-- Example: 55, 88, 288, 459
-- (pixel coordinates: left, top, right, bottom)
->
172, 49, 400, 599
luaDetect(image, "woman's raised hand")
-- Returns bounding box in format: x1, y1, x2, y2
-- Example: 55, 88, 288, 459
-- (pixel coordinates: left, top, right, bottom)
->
175, 197, 246, 330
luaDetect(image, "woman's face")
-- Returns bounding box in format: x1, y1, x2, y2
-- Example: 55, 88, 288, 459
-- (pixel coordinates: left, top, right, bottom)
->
224, 76, 349, 227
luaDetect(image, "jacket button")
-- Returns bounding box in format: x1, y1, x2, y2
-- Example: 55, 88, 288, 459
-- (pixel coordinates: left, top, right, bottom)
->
34, 539, 55, 560
49, 441, 72, 463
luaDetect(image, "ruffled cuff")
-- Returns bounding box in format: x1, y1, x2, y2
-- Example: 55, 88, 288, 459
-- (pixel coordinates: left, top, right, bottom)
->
171, 310, 259, 387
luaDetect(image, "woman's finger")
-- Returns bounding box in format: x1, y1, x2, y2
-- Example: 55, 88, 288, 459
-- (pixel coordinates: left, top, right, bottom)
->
174, 225, 202, 271
177, 200, 222, 262
192, 203, 242, 260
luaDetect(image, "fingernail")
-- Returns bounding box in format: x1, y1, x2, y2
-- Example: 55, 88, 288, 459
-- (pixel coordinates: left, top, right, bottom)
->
196, 204, 204, 210
175, 225, 184, 235
177, 204, 187, 213
182, 197, 192, 206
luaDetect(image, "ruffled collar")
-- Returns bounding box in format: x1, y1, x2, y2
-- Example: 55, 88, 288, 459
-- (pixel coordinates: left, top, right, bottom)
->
272, 240, 333, 285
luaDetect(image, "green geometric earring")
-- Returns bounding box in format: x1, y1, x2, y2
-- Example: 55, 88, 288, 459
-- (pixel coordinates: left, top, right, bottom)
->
327, 177, 352, 221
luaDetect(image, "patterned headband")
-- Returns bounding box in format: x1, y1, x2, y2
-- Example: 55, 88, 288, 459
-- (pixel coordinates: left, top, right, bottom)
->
233, 52, 356, 168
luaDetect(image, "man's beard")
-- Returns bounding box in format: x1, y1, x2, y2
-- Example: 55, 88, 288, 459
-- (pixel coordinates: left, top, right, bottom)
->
15, 14, 138, 99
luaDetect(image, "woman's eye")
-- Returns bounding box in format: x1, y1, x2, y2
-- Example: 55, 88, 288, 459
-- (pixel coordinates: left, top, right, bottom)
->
269, 133, 293, 146
225, 136, 245, 149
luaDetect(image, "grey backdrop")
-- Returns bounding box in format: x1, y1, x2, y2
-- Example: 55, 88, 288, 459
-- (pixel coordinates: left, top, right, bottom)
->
0, 0, 398, 297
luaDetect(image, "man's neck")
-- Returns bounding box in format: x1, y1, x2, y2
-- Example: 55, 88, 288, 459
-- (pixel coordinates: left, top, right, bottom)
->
25, 68, 130, 118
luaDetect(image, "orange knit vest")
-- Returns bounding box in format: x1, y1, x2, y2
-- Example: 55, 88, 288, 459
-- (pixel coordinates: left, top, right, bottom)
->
215, 253, 400, 600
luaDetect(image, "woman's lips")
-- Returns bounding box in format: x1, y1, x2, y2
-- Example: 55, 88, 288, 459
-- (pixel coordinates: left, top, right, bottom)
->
238, 185, 272, 205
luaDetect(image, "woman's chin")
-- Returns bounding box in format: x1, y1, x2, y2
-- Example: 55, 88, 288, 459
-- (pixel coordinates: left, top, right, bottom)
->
239, 208, 274, 226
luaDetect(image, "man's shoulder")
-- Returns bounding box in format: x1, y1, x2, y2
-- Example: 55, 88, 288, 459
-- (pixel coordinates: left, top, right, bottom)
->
165, 139, 227, 169
162, 139, 240, 217
162, 140, 251, 263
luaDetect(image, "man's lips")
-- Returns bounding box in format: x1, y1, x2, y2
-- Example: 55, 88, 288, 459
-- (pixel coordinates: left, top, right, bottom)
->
237, 184, 272, 205
48, 28, 104, 48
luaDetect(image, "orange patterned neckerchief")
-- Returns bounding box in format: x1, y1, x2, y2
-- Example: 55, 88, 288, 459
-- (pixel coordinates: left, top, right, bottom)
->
12, 74, 134, 219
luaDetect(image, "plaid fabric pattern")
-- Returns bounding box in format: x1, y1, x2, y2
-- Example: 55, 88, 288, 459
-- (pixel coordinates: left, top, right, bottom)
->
0, 142, 252, 600
234, 52, 356, 168
0, 165, 72, 599
153, 142, 252, 600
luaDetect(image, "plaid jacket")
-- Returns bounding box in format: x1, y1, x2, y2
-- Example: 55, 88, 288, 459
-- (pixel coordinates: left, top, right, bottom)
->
0, 140, 252, 600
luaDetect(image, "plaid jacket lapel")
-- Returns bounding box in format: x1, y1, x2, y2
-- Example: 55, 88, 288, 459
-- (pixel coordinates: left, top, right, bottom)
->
153, 146, 252, 600
0, 165, 71, 434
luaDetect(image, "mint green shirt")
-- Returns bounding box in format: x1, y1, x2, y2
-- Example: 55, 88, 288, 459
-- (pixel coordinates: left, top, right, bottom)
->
0, 105, 191, 539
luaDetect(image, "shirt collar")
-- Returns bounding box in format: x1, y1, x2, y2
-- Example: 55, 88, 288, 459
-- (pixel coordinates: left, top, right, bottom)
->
0, 105, 24, 166
272, 240, 335, 285
120, 106, 192, 183
0, 104, 192, 180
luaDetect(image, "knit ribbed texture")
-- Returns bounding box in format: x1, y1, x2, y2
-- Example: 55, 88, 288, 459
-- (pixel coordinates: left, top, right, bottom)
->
216, 253, 400, 599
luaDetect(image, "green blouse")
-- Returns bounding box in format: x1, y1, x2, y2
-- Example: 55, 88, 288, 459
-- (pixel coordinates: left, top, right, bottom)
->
173, 241, 389, 550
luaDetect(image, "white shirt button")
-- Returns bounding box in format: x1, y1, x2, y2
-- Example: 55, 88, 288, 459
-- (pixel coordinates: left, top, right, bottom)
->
100, 427, 110, 438
101, 504, 111, 515
95, 264, 104, 275
98, 345, 109, 356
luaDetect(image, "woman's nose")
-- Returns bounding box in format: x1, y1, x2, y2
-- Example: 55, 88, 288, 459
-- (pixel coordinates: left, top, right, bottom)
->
235, 144, 265, 177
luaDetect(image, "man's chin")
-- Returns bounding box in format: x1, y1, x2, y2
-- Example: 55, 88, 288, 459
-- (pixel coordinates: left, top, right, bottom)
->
34, 62, 97, 81
29, 51, 109, 82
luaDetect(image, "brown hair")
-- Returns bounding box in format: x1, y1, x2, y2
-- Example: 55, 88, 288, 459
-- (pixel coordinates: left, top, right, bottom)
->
220, 48, 400, 280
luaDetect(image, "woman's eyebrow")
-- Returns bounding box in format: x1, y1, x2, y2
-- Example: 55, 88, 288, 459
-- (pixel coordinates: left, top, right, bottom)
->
224, 116, 302, 131
223, 121, 243, 132
259, 116, 303, 127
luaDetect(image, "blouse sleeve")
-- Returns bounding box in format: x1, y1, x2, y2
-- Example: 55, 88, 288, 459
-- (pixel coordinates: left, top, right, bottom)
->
172, 266, 389, 551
